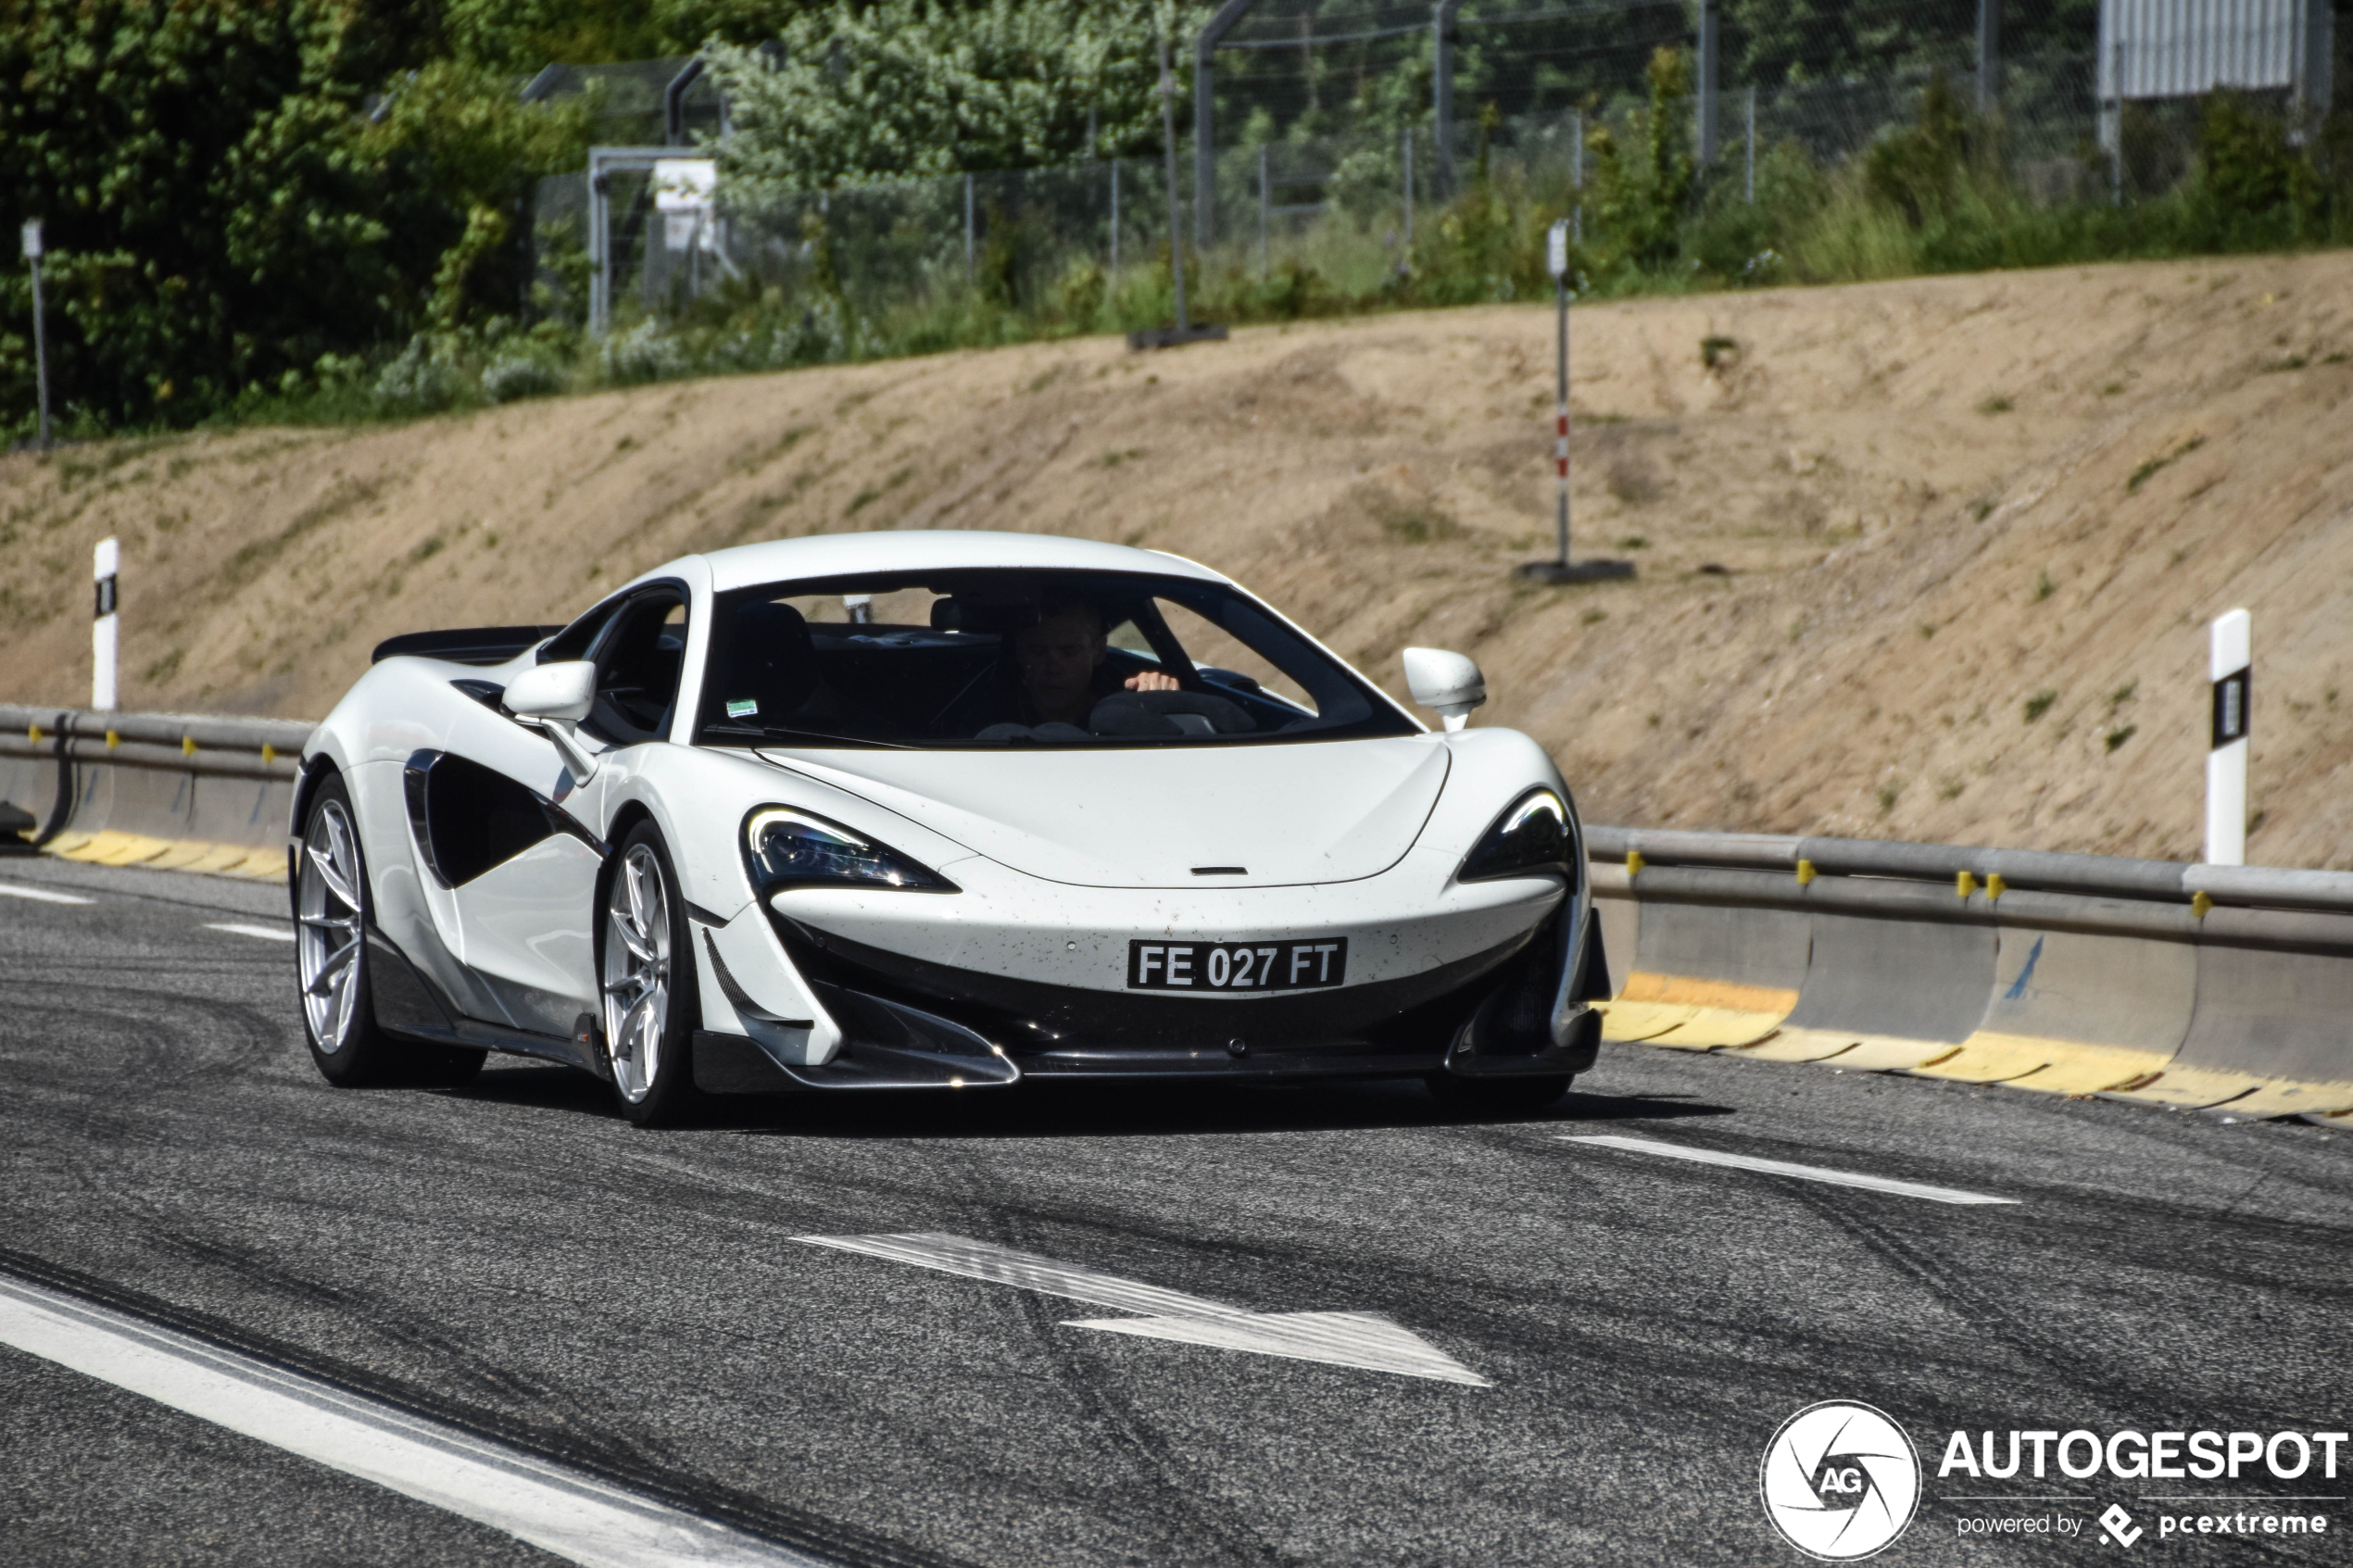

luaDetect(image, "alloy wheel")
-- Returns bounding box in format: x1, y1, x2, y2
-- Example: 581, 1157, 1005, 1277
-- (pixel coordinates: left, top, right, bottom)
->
601, 844, 672, 1102
296, 798, 367, 1050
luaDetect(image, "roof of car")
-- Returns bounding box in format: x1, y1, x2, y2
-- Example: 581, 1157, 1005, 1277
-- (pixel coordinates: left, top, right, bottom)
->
681, 531, 1231, 594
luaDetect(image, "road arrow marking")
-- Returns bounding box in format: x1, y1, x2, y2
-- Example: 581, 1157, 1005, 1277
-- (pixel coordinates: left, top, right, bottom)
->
796, 1232, 1490, 1387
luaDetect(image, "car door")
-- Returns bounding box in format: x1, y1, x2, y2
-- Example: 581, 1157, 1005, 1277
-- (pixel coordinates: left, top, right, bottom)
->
422, 587, 690, 1037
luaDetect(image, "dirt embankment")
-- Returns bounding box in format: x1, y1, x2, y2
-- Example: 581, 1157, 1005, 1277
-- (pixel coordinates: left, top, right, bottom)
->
5, 254, 2351, 865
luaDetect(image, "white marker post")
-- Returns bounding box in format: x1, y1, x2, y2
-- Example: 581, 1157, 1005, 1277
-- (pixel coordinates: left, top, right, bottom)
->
1514, 224, 1631, 584
92, 537, 119, 712
2205, 608, 2250, 866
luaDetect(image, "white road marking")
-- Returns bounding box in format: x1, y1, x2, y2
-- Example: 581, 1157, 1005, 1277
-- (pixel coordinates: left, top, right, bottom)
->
0, 1273, 827, 1568
205, 922, 296, 943
1560, 1135, 2020, 1207
798, 1232, 1490, 1387
0, 882, 95, 905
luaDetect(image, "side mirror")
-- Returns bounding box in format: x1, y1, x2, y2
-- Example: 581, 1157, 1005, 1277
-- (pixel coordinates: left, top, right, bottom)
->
504, 660, 596, 723
503, 660, 602, 780
1402, 647, 1487, 733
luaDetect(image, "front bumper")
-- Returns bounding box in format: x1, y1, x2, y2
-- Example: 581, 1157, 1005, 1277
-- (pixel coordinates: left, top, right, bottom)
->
707, 898, 1598, 1087
695, 839, 1599, 1091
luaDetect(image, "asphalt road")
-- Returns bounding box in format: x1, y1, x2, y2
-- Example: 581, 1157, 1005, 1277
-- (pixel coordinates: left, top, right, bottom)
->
2, 854, 2348, 1567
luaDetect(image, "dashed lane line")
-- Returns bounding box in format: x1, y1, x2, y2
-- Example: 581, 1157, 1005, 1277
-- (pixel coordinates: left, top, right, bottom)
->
1559, 1134, 2020, 1207
0, 882, 96, 905
204, 922, 296, 943
0, 1271, 834, 1568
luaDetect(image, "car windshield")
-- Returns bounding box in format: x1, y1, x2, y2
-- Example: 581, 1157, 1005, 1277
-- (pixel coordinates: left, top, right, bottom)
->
692, 569, 1416, 749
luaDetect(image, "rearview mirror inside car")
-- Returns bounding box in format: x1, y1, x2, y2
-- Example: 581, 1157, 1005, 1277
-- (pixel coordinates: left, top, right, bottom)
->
1402, 647, 1487, 733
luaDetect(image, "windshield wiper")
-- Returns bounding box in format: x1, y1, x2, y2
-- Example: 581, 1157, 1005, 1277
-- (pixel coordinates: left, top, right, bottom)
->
703, 721, 912, 750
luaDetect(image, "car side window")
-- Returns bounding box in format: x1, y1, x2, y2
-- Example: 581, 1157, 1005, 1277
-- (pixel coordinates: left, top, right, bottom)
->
540, 600, 619, 664
585, 594, 689, 745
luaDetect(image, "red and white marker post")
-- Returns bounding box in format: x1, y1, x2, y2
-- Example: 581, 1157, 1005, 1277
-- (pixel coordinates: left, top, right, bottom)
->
1515, 220, 1631, 583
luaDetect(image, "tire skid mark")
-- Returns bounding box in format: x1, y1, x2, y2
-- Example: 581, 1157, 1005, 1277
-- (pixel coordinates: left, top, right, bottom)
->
0, 1248, 974, 1568
925, 1139, 1286, 1568
1778, 1182, 2326, 1437
1, 974, 981, 1567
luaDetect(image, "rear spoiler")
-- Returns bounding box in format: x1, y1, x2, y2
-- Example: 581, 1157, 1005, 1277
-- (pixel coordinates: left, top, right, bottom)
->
371, 625, 566, 666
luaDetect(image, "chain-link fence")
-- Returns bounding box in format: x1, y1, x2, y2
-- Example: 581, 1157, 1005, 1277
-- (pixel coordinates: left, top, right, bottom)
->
530, 0, 2335, 337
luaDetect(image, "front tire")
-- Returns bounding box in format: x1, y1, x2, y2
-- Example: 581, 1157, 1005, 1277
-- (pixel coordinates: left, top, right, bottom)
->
600, 822, 701, 1127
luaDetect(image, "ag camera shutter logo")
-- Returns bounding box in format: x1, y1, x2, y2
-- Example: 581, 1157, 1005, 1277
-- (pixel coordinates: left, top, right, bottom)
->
1760, 1400, 1922, 1560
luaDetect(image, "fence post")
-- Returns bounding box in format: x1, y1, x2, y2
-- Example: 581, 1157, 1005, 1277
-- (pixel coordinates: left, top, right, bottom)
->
1402, 126, 1415, 257
1257, 144, 1270, 281
963, 173, 975, 283
1110, 158, 1122, 274
1744, 85, 1757, 203
1191, 0, 1259, 250
1192, 32, 1214, 249
1695, 0, 1720, 168
1976, 0, 2002, 117
20, 220, 49, 449
1160, 32, 1192, 333
588, 160, 609, 338
1570, 110, 1583, 243
1432, 0, 1463, 198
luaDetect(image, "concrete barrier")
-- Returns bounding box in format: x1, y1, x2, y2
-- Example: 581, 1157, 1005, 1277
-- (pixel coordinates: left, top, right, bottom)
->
1916, 893, 2197, 1096
2158, 908, 2353, 1116
1593, 867, 1808, 1050
0, 704, 306, 881
1585, 829, 2353, 1122
1755, 888, 1996, 1070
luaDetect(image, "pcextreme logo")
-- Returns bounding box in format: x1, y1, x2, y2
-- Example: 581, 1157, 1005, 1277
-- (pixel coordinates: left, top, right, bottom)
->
1760, 1401, 1924, 1561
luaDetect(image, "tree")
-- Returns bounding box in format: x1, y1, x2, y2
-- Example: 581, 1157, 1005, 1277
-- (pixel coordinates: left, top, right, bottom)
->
706, 1, 1185, 197
0, 0, 585, 432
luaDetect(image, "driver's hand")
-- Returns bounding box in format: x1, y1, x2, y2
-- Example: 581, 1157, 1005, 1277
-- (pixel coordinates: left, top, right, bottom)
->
1125, 671, 1181, 693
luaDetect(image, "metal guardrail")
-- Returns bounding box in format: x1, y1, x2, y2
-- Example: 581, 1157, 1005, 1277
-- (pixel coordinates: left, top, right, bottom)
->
1583, 826, 2353, 916
5, 703, 2349, 918
0, 705, 308, 788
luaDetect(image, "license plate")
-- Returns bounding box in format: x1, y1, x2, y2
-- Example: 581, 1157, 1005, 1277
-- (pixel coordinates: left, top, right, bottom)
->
1126, 938, 1348, 992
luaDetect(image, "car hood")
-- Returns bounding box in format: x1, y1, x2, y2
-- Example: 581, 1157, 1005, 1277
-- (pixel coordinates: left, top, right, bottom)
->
757, 738, 1451, 888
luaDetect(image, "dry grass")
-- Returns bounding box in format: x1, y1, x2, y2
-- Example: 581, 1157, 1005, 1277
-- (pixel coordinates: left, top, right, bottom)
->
6, 252, 2353, 867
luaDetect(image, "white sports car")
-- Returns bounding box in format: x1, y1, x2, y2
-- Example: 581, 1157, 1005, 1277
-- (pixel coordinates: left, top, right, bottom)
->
292, 532, 1602, 1124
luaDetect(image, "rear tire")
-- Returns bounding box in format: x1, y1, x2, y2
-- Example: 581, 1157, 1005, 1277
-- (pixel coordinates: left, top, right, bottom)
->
599, 822, 702, 1127
296, 775, 400, 1085
1425, 1073, 1572, 1112
296, 774, 485, 1088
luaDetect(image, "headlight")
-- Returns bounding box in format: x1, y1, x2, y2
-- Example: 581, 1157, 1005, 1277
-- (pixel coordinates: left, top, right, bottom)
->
1458, 788, 1573, 883
744, 807, 958, 893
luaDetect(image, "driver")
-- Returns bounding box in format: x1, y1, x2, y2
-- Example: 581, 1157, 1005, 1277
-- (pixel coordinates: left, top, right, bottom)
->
1013, 599, 1178, 725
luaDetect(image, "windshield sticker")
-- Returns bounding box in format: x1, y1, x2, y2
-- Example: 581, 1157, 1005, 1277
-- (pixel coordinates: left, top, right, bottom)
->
725, 698, 760, 719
